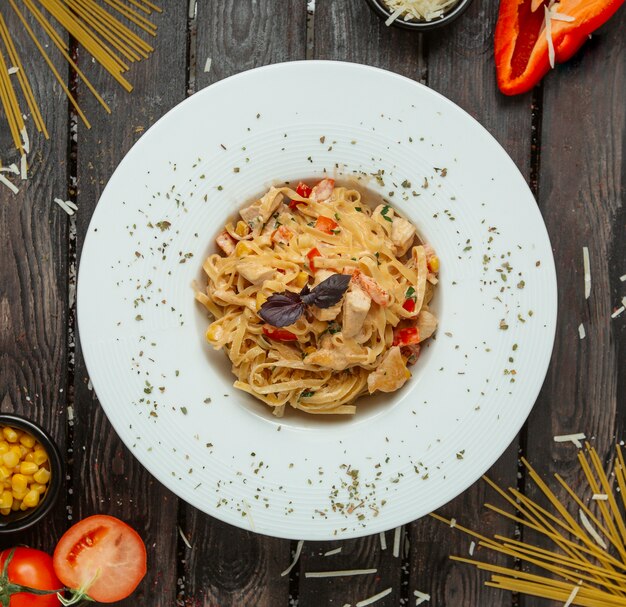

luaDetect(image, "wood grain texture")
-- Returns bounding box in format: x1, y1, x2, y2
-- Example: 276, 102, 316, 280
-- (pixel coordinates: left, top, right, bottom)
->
71, 5, 188, 606
179, 2, 308, 605
408, 0, 534, 604
521, 9, 626, 607
0, 5, 69, 552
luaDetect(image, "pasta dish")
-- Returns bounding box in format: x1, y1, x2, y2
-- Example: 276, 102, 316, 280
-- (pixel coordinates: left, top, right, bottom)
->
195, 179, 439, 415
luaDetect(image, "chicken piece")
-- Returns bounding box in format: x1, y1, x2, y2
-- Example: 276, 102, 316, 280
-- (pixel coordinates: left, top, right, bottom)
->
417, 310, 438, 341
367, 346, 411, 394
342, 286, 371, 338
216, 231, 236, 255
310, 178, 335, 202
237, 261, 274, 285
352, 270, 390, 307
239, 188, 284, 233
391, 216, 417, 257
305, 336, 366, 371
372, 203, 395, 228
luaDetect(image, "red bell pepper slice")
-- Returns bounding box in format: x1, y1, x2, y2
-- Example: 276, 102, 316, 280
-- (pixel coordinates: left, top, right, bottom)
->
393, 327, 420, 347
306, 247, 321, 272
314, 216, 339, 234
495, 0, 624, 95
262, 326, 298, 341
402, 298, 416, 313
289, 182, 313, 209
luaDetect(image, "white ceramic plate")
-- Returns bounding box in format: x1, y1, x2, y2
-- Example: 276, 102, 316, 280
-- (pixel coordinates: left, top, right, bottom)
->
77, 61, 557, 540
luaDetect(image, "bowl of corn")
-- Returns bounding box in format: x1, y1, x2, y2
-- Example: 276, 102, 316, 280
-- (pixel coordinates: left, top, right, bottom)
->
0, 414, 63, 533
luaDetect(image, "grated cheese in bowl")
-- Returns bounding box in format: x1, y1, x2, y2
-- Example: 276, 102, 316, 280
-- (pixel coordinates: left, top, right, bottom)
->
381, 0, 462, 24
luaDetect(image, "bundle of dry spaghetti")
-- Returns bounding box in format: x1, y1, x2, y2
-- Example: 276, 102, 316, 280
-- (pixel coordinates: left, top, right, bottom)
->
0, 0, 160, 190
434, 443, 626, 606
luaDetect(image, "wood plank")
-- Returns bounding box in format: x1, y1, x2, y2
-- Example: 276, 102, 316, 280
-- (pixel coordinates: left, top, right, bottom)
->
520, 9, 626, 607
180, 2, 307, 605
295, 2, 425, 605
0, 5, 69, 552
408, 0, 534, 604
71, 5, 188, 606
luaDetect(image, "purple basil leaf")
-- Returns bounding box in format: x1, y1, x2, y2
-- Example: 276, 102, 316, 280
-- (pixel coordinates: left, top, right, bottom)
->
303, 273, 351, 308
259, 292, 305, 327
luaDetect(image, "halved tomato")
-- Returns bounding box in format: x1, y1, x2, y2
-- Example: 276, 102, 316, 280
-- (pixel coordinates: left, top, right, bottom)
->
52, 515, 146, 604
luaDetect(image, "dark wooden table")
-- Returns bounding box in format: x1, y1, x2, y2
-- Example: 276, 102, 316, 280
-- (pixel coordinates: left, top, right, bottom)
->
1, 1, 624, 605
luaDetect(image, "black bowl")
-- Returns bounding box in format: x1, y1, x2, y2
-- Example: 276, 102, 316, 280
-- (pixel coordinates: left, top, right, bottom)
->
0, 414, 63, 534
364, 0, 474, 31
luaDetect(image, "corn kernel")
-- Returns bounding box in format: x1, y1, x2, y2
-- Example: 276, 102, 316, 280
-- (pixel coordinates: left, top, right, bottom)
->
23, 475, 35, 484
427, 255, 439, 273
294, 272, 309, 288
33, 449, 48, 466
33, 468, 50, 484
0, 490, 13, 509
12, 487, 27, 501
0, 442, 9, 455
19, 434, 36, 449
256, 292, 268, 311
2, 451, 19, 469
24, 452, 34, 463
18, 445, 29, 457
235, 221, 249, 237
0, 467, 11, 482
235, 241, 253, 257
2, 427, 19, 443
0, 508, 10, 516
19, 461, 38, 476
31, 483, 47, 495
22, 490, 39, 508
10, 499, 21, 511
11, 474, 28, 492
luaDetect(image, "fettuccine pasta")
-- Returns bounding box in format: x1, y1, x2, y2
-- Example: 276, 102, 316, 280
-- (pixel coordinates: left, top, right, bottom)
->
195, 179, 439, 416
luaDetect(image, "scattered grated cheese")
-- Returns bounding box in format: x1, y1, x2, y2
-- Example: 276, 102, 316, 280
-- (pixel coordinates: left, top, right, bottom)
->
1, 163, 19, 174
579, 510, 607, 549
281, 539, 304, 577
382, 0, 462, 25
188, 0, 197, 19
379, 531, 387, 551
20, 154, 27, 181
0, 174, 19, 195
356, 587, 392, 606
592, 494, 608, 501
414, 589, 431, 605
204, 57, 212, 73
469, 541, 475, 556
578, 324, 585, 339
324, 547, 342, 557
305, 569, 377, 578
54, 198, 76, 216
544, 6, 555, 68
612, 305, 625, 319
449, 518, 457, 528
20, 126, 29, 154
620, 274, 626, 282
178, 525, 192, 549
583, 247, 591, 299
8, 66, 19, 74
392, 526, 402, 558
554, 433, 586, 448
564, 584, 581, 607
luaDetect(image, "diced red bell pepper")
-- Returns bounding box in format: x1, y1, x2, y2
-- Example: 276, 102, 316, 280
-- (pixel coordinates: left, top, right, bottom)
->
402, 298, 416, 313
314, 216, 339, 234
289, 182, 313, 209
393, 327, 420, 347
495, 0, 624, 95
306, 247, 321, 272
262, 326, 298, 341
